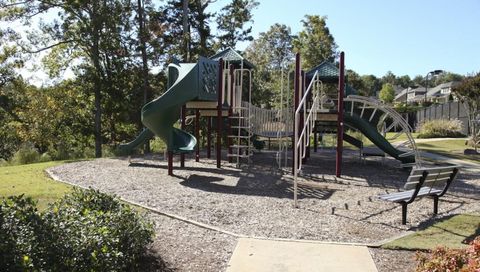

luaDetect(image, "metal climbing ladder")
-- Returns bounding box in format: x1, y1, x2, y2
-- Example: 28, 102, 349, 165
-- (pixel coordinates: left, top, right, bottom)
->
227, 69, 253, 166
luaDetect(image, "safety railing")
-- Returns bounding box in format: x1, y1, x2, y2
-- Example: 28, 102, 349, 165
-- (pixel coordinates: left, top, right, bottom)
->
293, 71, 322, 207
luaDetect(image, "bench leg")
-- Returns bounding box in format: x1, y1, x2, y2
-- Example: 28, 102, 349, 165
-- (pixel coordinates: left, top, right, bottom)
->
401, 202, 408, 225
433, 196, 439, 214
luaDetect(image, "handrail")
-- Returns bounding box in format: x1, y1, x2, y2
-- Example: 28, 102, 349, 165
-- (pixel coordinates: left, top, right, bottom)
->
293, 70, 323, 207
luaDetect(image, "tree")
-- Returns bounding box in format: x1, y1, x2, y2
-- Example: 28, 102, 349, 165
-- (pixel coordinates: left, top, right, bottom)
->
159, 0, 217, 61
396, 75, 412, 88
245, 24, 294, 107
216, 0, 259, 50
381, 71, 396, 86
293, 15, 338, 70
453, 73, 480, 151
379, 83, 395, 103
0, 0, 137, 158
361, 75, 381, 97
346, 70, 365, 96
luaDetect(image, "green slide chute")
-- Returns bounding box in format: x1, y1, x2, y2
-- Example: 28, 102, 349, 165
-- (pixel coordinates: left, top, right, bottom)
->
119, 57, 219, 154
344, 113, 415, 164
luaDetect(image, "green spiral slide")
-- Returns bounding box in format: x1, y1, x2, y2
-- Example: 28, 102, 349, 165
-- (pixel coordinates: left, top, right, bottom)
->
119, 57, 219, 154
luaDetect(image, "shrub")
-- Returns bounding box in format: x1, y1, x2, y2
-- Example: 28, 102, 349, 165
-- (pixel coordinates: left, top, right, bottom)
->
10, 143, 40, 165
417, 119, 465, 138
416, 236, 480, 271
0, 189, 155, 271
0, 195, 46, 270
38, 152, 52, 163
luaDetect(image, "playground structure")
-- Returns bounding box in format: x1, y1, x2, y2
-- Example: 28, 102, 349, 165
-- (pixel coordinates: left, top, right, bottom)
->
120, 48, 422, 204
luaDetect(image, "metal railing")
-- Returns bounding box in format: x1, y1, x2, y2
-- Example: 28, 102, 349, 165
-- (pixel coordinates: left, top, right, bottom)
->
293, 71, 323, 207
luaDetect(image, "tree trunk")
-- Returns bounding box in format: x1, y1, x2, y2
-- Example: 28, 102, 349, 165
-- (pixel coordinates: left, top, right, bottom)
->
138, 0, 150, 153
92, 6, 103, 158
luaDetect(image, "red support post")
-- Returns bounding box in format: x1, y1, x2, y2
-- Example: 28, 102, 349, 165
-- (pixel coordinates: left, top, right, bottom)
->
180, 105, 186, 167
217, 58, 224, 168
207, 117, 211, 158
195, 109, 200, 162
336, 52, 345, 178
228, 64, 234, 163
293, 53, 301, 173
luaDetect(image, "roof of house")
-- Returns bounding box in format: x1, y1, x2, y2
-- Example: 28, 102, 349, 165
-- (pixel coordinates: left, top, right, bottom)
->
209, 47, 254, 69
394, 86, 427, 101
425, 81, 460, 98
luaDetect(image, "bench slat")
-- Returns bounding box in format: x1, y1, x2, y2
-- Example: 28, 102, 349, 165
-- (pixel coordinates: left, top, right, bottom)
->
404, 176, 451, 190
379, 187, 442, 202
409, 166, 458, 176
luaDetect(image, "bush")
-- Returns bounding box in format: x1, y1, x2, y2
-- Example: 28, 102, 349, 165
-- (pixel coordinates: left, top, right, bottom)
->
0, 195, 46, 270
0, 189, 155, 271
417, 119, 465, 138
416, 236, 480, 271
38, 152, 52, 163
10, 143, 40, 165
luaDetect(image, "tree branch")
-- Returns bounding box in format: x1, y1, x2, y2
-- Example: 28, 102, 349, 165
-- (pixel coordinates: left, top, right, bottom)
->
23, 39, 76, 54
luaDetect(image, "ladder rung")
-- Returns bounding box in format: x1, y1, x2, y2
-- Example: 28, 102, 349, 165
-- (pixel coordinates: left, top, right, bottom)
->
231, 126, 251, 129
227, 154, 252, 158
230, 145, 249, 148
227, 135, 250, 138
229, 116, 247, 119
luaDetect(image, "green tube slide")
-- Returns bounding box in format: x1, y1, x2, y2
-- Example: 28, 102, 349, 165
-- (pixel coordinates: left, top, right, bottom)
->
119, 62, 202, 154
344, 113, 415, 164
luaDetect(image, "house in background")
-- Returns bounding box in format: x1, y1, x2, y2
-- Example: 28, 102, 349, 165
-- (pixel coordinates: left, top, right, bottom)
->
425, 81, 460, 103
393, 86, 427, 104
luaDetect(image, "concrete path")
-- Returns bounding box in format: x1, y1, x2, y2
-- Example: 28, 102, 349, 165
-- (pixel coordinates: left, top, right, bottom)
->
226, 238, 377, 272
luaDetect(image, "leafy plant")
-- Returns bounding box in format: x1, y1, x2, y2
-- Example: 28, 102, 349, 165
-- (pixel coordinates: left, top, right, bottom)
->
416, 236, 480, 271
417, 119, 465, 138
10, 143, 40, 165
0, 188, 154, 271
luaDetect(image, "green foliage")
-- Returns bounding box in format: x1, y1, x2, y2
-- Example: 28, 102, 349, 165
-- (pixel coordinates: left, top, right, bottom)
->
10, 143, 40, 165
245, 23, 294, 107
417, 119, 465, 138
453, 73, 480, 151
216, 0, 259, 50
415, 237, 480, 272
293, 15, 338, 70
394, 103, 422, 113
0, 189, 154, 271
379, 83, 395, 103
0, 195, 45, 271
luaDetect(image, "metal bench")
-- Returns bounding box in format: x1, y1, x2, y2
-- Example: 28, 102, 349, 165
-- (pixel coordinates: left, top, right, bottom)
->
379, 165, 460, 224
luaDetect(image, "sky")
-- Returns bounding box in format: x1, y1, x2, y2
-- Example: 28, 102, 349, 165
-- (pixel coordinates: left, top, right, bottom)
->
209, 0, 480, 78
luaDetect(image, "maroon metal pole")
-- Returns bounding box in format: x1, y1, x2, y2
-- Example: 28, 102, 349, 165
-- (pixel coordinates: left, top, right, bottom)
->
207, 117, 211, 158
336, 52, 345, 178
217, 58, 224, 168
195, 109, 200, 162
168, 151, 173, 176
180, 105, 186, 167
293, 53, 300, 173
228, 64, 234, 163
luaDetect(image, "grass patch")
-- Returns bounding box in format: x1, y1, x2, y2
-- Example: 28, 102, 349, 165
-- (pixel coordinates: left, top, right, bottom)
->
383, 214, 480, 250
416, 139, 480, 163
0, 161, 71, 210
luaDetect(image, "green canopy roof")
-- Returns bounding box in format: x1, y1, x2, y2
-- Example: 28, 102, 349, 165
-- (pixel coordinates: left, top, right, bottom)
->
210, 47, 254, 69
306, 61, 339, 83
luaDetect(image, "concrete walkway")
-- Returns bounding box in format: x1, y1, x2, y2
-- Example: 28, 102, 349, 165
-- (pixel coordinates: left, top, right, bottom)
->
226, 238, 377, 272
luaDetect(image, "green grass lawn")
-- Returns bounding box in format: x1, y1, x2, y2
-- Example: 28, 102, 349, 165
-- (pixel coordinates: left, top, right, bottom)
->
0, 161, 71, 210
416, 139, 480, 163
382, 214, 480, 250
